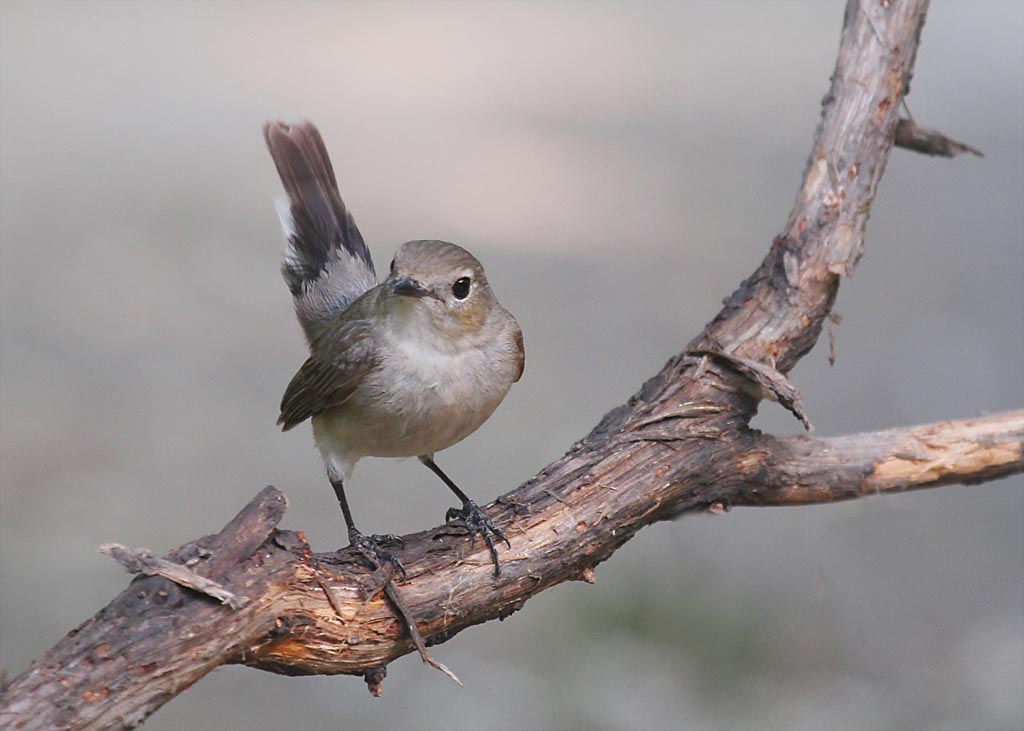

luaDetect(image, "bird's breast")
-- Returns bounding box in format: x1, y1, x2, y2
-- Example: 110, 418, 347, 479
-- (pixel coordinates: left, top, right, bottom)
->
383, 329, 506, 419
317, 323, 515, 461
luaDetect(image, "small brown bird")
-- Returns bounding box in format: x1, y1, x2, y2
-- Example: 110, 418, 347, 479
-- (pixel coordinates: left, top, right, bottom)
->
264, 120, 523, 575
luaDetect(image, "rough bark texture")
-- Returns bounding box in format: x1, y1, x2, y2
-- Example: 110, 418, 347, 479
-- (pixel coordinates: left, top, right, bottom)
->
2, 1, 1018, 729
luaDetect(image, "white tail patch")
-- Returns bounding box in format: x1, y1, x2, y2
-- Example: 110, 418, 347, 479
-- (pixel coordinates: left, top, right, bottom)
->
273, 197, 300, 262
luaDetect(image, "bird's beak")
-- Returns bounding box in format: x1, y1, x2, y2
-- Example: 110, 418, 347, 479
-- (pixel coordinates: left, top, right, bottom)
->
391, 277, 430, 298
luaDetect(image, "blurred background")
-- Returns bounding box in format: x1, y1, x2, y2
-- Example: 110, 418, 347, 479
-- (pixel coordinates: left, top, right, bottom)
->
1, 2, 1021, 729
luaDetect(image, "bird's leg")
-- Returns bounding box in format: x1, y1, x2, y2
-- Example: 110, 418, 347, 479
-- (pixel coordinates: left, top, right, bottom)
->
329, 479, 461, 685
419, 456, 509, 576
331, 478, 406, 578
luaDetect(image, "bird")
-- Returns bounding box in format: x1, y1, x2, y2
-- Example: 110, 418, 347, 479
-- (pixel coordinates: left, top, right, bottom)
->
263, 120, 523, 576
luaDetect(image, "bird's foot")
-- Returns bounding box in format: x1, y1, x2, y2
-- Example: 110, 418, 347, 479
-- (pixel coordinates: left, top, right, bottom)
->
444, 500, 510, 577
348, 530, 406, 579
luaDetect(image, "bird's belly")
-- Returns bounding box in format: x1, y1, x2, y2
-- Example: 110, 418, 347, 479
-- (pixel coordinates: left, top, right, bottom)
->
315, 343, 511, 461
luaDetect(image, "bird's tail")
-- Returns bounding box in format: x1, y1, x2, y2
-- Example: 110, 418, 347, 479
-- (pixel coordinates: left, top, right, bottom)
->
263, 120, 377, 344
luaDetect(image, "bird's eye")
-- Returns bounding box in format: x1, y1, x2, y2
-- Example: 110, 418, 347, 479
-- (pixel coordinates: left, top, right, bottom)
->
452, 276, 471, 300
389, 258, 396, 275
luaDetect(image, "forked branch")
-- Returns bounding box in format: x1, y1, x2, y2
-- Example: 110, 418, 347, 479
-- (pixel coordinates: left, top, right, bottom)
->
3, 1, 1018, 729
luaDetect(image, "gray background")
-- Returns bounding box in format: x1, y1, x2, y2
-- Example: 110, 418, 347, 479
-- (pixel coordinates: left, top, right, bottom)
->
1, 2, 1021, 729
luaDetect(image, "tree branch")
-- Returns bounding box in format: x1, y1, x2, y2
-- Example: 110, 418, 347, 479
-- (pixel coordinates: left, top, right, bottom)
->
735, 410, 1024, 507
894, 117, 984, 158
3, 0, 1018, 729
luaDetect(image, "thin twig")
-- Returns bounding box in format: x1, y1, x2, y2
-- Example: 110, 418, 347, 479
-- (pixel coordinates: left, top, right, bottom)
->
381, 581, 463, 687
894, 118, 983, 158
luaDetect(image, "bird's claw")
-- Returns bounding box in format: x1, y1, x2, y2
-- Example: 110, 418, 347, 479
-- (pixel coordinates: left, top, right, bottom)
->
367, 533, 405, 548
444, 500, 509, 577
349, 530, 406, 579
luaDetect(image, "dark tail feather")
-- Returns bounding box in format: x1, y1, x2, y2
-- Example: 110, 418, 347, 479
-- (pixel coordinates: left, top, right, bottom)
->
263, 120, 375, 297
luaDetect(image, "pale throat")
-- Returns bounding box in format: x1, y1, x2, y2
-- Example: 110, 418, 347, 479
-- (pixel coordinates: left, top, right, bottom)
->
382, 297, 471, 357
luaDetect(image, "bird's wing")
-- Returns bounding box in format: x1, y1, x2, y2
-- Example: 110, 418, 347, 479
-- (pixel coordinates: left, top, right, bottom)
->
277, 316, 379, 431
513, 325, 525, 383
263, 120, 378, 345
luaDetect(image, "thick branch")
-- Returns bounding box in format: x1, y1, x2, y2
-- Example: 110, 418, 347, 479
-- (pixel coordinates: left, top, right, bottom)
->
736, 410, 1024, 506
0, 486, 288, 730
4, 408, 1019, 730
6, 1, 1019, 729
690, 0, 928, 378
